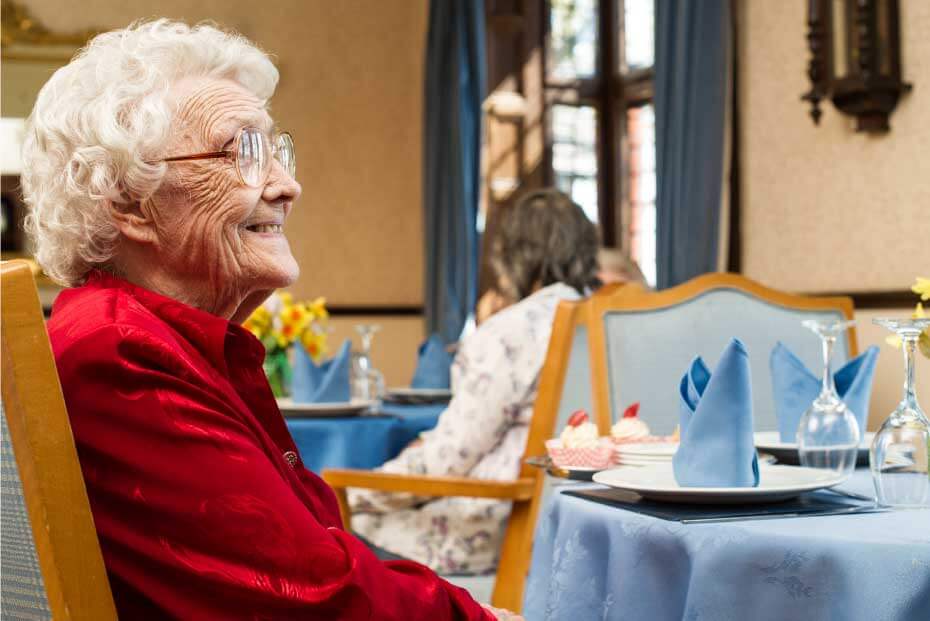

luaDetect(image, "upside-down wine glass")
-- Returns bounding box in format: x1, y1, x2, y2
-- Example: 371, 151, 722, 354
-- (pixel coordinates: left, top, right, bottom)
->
870, 317, 930, 508
351, 324, 385, 410
796, 319, 861, 478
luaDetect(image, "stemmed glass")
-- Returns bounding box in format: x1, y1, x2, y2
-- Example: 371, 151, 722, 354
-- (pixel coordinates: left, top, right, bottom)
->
796, 319, 861, 477
870, 317, 930, 508
351, 324, 385, 409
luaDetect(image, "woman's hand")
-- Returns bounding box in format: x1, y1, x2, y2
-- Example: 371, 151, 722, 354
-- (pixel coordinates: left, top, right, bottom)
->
482, 604, 525, 620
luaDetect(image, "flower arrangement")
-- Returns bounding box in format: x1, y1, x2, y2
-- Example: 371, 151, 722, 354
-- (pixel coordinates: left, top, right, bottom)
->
885, 276, 930, 359
243, 292, 330, 396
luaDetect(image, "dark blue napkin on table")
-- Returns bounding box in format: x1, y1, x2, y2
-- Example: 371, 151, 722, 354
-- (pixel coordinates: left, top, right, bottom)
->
410, 334, 452, 389
770, 342, 879, 442
673, 338, 760, 488
291, 339, 352, 403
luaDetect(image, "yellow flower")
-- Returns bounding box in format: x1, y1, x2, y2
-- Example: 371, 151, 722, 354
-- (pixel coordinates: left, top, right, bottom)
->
307, 297, 328, 321
278, 291, 294, 306
301, 329, 328, 362
272, 329, 289, 349
912, 277, 930, 301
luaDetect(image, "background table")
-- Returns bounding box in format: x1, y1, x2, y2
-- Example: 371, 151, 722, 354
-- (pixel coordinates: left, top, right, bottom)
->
285, 403, 445, 472
523, 470, 930, 620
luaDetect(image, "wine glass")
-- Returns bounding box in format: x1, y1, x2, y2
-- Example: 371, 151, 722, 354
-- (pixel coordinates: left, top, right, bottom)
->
351, 324, 385, 408
796, 319, 860, 477
870, 317, 930, 508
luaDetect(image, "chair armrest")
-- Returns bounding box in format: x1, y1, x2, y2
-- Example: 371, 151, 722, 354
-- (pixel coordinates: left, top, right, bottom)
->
321, 469, 537, 529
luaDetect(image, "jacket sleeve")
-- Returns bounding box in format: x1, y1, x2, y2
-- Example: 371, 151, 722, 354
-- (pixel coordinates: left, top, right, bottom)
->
55, 323, 492, 621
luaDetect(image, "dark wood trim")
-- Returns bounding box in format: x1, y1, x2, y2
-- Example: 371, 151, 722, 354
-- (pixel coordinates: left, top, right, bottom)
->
843, 290, 918, 309
326, 306, 424, 317
727, 0, 742, 273
597, 0, 619, 246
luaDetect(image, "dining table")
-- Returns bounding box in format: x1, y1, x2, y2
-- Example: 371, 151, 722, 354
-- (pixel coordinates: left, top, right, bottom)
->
522, 469, 930, 620
284, 402, 446, 473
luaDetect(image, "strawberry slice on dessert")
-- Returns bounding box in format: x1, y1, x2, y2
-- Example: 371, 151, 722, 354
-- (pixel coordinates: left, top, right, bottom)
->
567, 409, 590, 427
621, 402, 640, 419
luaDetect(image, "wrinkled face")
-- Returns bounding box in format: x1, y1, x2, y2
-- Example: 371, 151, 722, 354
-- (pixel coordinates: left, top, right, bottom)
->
145, 77, 301, 316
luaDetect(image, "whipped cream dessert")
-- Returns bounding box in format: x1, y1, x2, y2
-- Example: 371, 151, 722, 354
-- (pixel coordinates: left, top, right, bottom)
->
610, 402, 652, 443
559, 409, 600, 448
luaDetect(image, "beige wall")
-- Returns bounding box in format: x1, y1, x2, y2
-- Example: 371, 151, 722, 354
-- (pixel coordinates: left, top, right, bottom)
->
739, 0, 930, 295
14, 0, 428, 306
740, 1, 930, 427
7, 0, 428, 380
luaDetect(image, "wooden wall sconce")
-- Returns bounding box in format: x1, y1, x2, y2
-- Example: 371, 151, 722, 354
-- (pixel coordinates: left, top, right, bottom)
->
802, 0, 911, 132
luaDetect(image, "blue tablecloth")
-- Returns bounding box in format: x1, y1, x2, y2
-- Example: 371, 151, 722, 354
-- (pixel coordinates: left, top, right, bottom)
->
524, 470, 930, 620
285, 403, 444, 473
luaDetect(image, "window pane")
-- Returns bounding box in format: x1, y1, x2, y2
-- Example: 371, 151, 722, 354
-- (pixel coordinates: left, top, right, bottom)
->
549, 0, 598, 79
622, 0, 655, 71
551, 104, 598, 223
627, 104, 656, 286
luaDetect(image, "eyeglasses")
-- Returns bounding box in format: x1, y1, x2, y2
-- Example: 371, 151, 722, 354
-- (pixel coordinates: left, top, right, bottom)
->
159, 126, 296, 188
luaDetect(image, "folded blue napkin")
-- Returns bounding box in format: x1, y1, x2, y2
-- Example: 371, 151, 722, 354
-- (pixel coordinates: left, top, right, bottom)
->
673, 339, 760, 488
770, 342, 879, 442
410, 334, 453, 389
291, 339, 352, 403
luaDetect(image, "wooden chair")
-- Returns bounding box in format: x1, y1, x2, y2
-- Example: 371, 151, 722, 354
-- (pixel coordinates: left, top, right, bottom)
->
323, 295, 609, 612
1, 260, 118, 621
588, 272, 857, 434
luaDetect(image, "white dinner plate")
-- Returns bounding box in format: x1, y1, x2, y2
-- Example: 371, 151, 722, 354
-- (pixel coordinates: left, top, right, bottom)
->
614, 442, 680, 457
754, 431, 874, 466
592, 463, 847, 504
276, 398, 375, 417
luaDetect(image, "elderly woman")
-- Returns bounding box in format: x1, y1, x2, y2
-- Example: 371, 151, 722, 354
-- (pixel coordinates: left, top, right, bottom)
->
23, 19, 512, 621
350, 189, 599, 574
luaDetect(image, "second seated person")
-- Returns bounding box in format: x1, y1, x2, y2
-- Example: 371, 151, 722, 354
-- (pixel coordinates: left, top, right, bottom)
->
350, 189, 600, 574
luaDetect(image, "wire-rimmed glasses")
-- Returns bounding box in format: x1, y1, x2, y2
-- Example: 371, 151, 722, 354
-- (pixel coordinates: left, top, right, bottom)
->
159, 126, 295, 187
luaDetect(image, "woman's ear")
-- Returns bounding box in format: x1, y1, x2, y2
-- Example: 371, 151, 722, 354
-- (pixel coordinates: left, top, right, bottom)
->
109, 199, 158, 244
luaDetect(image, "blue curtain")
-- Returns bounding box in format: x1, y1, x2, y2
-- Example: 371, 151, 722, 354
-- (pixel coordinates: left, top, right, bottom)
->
655, 0, 730, 289
423, 0, 486, 343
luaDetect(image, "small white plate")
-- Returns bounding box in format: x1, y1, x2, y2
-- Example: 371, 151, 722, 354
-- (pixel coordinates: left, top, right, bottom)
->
614, 442, 680, 457
755, 431, 874, 466
276, 398, 375, 417
592, 463, 846, 504
616, 453, 778, 467
754, 430, 875, 451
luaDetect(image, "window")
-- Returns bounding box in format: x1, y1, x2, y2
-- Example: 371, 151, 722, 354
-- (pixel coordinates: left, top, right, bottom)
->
545, 0, 656, 286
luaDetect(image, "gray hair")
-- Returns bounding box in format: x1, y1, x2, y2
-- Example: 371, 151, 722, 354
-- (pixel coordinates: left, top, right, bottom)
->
491, 189, 600, 301
22, 19, 278, 286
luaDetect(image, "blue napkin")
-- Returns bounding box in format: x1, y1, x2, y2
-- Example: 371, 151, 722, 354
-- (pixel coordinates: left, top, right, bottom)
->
673, 339, 760, 488
291, 339, 352, 403
410, 334, 453, 389
770, 342, 879, 442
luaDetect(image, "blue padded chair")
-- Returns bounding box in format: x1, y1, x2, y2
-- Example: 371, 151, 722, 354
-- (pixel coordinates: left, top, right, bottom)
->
1, 260, 117, 621
588, 273, 857, 435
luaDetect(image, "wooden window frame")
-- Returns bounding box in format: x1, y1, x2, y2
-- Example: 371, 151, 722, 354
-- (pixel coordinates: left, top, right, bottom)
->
541, 0, 654, 249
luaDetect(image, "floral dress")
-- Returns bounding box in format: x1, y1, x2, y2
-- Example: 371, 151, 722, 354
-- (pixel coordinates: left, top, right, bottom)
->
349, 283, 581, 574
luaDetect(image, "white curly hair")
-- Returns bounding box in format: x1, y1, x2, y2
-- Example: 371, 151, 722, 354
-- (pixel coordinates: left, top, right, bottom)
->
22, 19, 279, 286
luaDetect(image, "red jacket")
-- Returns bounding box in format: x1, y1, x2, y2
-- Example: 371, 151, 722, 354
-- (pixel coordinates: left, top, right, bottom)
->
48, 271, 491, 621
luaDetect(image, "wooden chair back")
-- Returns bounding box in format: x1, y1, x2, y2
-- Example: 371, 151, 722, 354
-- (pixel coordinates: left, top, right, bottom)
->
492, 294, 609, 610
0, 260, 118, 621
588, 272, 857, 434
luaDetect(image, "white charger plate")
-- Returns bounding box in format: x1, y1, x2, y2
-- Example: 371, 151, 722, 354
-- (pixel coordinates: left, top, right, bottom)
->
276, 398, 376, 417
592, 463, 846, 504
616, 453, 778, 467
